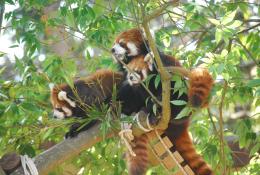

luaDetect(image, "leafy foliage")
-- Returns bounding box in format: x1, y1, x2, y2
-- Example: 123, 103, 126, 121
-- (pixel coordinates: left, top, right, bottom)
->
0, 0, 259, 175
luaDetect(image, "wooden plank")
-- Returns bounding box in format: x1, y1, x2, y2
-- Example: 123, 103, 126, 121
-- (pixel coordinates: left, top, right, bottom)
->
162, 136, 173, 148
162, 154, 176, 170
153, 136, 174, 156
154, 142, 166, 156
184, 165, 195, 175
173, 151, 184, 163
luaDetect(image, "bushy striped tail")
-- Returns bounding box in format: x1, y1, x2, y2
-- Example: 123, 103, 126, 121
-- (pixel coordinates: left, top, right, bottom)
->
174, 130, 214, 175
126, 134, 149, 175
188, 68, 214, 108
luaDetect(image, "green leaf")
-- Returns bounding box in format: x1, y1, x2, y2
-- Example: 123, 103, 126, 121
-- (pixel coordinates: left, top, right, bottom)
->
227, 20, 242, 28
208, 18, 220, 26
247, 79, 260, 87
152, 104, 157, 115
9, 44, 19, 48
21, 102, 38, 112
222, 9, 237, 25
170, 100, 187, 106
43, 128, 54, 140
0, 51, 6, 57
5, 0, 15, 5
155, 74, 161, 89
175, 107, 191, 119
215, 28, 222, 43
250, 142, 260, 156
19, 144, 36, 157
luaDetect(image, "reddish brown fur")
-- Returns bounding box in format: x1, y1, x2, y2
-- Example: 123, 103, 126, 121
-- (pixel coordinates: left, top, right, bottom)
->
127, 134, 149, 175
166, 121, 214, 175
114, 28, 147, 56
127, 55, 149, 71
50, 69, 124, 110
174, 130, 214, 174
188, 68, 214, 108
115, 28, 143, 45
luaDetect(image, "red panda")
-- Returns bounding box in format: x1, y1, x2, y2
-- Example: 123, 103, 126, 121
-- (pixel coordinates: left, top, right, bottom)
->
50, 68, 157, 137
50, 69, 124, 137
124, 55, 214, 175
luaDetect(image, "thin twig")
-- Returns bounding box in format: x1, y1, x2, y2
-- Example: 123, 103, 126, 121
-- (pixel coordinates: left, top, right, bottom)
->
165, 66, 190, 78
237, 22, 260, 35
207, 108, 219, 137
143, 1, 178, 23
218, 80, 228, 174
236, 38, 259, 66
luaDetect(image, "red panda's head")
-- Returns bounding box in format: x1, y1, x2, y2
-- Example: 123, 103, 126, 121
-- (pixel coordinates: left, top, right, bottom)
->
111, 28, 148, 63
125, 55, 151, 86
50, 85, 77, 119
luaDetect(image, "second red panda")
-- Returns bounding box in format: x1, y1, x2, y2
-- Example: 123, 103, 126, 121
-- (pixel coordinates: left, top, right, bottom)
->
124, 56, 214, 175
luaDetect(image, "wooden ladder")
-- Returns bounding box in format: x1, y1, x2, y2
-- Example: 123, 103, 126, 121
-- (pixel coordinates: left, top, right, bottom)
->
148, 132, 195, 175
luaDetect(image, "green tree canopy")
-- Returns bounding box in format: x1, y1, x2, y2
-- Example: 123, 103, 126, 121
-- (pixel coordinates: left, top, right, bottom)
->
0, 0, 259, 174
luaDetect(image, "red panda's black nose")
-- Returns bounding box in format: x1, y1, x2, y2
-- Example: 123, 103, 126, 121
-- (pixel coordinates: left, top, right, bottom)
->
111, 48, 115, 53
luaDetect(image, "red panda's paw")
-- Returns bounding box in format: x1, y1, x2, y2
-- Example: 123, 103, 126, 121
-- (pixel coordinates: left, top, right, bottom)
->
188, 68, 214, 108
144, 52, 154, 71
58, 91, 76, 107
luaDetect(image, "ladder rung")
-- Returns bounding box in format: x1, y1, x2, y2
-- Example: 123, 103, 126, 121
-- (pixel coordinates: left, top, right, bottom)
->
162, 136, 173, 148
173, 151, 184, 163
162, 154, 176, 170
184, 165, 195, 175
154, 137, 173, 156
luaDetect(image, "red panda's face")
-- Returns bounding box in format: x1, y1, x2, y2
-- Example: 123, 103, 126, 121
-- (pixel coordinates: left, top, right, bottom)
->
126, 55, 150, 86
50, 86, 76, 119
111, 28, 145, 62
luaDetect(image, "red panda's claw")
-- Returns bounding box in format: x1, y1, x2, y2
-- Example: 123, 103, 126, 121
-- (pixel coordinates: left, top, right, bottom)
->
144, 52, 154, 71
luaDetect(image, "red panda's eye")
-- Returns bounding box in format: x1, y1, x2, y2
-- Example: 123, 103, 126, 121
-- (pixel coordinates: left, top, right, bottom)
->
119, 42, 125, 47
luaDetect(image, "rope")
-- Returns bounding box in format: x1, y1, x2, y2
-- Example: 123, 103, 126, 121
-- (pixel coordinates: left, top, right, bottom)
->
154, 129, 188, 175
118, 129, 136, 157
119, 112, 154, 157
119, 116, 136, 157
20, 155, 39, 175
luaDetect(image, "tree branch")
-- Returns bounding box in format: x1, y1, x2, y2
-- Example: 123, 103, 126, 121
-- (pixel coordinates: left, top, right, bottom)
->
165, 66, 190, 78
11, 124, 115, 175
141, 8, 172, 131
218, 80, 228, 174
236, 38, 260, 66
